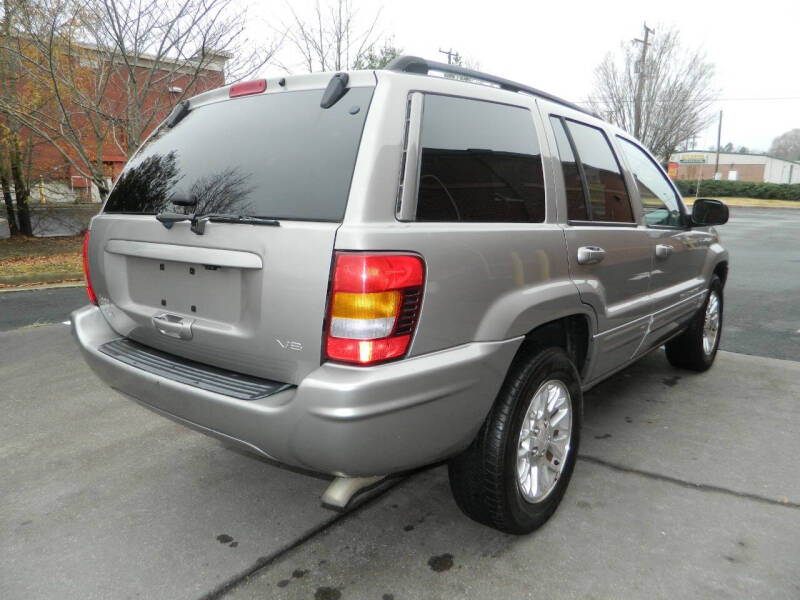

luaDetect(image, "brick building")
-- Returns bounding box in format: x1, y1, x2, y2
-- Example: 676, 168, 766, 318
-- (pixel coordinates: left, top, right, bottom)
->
25, 44, 227, 203
669, 150, 800, 184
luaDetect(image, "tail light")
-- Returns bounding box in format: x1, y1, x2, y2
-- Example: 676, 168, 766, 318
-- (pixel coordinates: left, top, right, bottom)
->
83, 232, 98, 305
325, 252, 425, 365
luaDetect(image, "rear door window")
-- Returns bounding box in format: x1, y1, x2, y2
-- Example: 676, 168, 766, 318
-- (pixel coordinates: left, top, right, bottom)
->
564, 120, 633, 223
415, 94, 546, 222
104, 87, 374, 221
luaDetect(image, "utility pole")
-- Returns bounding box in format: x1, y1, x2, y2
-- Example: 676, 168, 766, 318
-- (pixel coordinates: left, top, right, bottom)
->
632, 22, 654, 139
714, 110, 723, 179
438, 48, 461, 65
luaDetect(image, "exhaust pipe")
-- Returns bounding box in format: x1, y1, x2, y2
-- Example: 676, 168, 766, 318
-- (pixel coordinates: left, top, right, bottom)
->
321, 475, 385, 509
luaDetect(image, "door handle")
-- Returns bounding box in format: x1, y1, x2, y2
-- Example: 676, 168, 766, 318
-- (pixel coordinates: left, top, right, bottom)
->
152, 313, 194, 340
655, 244, 674, 259
577, 246, 606, 265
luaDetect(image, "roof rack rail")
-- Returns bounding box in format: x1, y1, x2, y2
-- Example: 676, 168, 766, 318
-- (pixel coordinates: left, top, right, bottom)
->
384, 55, 595, 117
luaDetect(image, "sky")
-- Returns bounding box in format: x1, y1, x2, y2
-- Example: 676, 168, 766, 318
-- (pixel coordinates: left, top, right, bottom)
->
250, 0, 799, 153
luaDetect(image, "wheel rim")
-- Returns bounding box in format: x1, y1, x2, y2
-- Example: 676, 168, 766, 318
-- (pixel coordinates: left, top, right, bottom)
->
516, 379, 572, 503
702, 291, 721, 356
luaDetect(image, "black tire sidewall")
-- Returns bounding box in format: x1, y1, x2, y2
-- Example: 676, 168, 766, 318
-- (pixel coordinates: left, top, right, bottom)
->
665, 275, 724, 372
502, 349, 583, 533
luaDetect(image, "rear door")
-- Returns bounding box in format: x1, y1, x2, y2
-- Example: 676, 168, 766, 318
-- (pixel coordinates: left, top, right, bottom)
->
87, 79, 375, 384
546, 114, 653, 379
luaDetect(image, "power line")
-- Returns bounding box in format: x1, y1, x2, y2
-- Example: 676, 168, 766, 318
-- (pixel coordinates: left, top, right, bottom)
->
574, 96, 800, 105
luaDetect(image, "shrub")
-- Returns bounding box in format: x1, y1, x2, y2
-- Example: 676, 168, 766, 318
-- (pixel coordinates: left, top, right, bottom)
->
674, 179, 800, 201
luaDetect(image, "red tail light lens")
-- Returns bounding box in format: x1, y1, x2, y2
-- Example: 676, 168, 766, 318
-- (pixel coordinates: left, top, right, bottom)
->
229, 79, 267, 98
83, 232, 98, 305
325, 252, 425, 365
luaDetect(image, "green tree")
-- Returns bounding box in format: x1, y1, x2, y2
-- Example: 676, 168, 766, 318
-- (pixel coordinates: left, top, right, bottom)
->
353, 41, 400, 70
769, 129, 800, 161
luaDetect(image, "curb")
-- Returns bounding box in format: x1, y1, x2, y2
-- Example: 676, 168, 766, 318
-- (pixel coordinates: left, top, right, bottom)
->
0, 281, 85, 294
716, 203, 800, 209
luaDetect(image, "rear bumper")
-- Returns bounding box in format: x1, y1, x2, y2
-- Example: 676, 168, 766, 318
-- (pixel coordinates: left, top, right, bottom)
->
72, 305, 521, 476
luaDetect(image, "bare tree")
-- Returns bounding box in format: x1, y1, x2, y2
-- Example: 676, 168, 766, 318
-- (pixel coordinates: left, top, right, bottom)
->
769, 129, 800, 161
283, 0, 383, 72
0, 152, 16, 234
588, 27, 716, 161
0, 0, 35, 235
2, 0, 280, 202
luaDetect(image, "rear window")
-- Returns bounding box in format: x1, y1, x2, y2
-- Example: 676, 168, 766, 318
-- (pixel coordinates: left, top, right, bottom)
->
104, 87, 374, 221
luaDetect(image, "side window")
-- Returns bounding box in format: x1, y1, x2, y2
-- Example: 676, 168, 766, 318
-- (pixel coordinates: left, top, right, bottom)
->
618, 137, 683, 227
565, 120, 633, 223
549, 117, 588, 221
415, 94, 545, 223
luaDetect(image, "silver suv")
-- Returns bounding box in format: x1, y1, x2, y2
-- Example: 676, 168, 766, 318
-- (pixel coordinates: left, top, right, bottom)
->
72, 56, 729, 534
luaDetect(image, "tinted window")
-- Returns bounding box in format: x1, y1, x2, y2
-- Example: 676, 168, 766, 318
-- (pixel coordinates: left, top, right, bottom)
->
415, 95, 545, 222
565, 120, 633, 223
104, 87, 374, 221
549, 117, 588, 221
618, 137, 683, 226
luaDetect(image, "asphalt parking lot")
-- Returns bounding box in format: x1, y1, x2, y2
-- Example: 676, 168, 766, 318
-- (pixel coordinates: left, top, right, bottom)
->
1, 207, 799, 599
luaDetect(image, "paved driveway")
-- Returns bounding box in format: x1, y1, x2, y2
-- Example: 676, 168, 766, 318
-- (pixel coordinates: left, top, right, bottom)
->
2, 330, 798, 599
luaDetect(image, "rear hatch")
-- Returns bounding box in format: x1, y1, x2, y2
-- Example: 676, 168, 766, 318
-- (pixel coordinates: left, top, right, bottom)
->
88, 76, 375, 384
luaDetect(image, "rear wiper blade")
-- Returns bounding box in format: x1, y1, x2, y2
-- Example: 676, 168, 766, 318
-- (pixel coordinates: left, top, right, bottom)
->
206, 214, 280, 227
193, 214, 280, 234
156, 212, 280, 234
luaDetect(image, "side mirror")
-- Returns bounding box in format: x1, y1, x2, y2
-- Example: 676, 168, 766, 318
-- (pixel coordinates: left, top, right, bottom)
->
691, 198, 729, 227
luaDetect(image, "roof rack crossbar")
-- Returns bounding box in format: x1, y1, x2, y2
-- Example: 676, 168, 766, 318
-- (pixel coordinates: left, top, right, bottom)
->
385, 55, 594, 117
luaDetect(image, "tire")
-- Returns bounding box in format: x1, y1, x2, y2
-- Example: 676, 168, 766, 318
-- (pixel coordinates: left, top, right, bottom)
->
448, 347, 582, 534
665, 275, 723, 372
